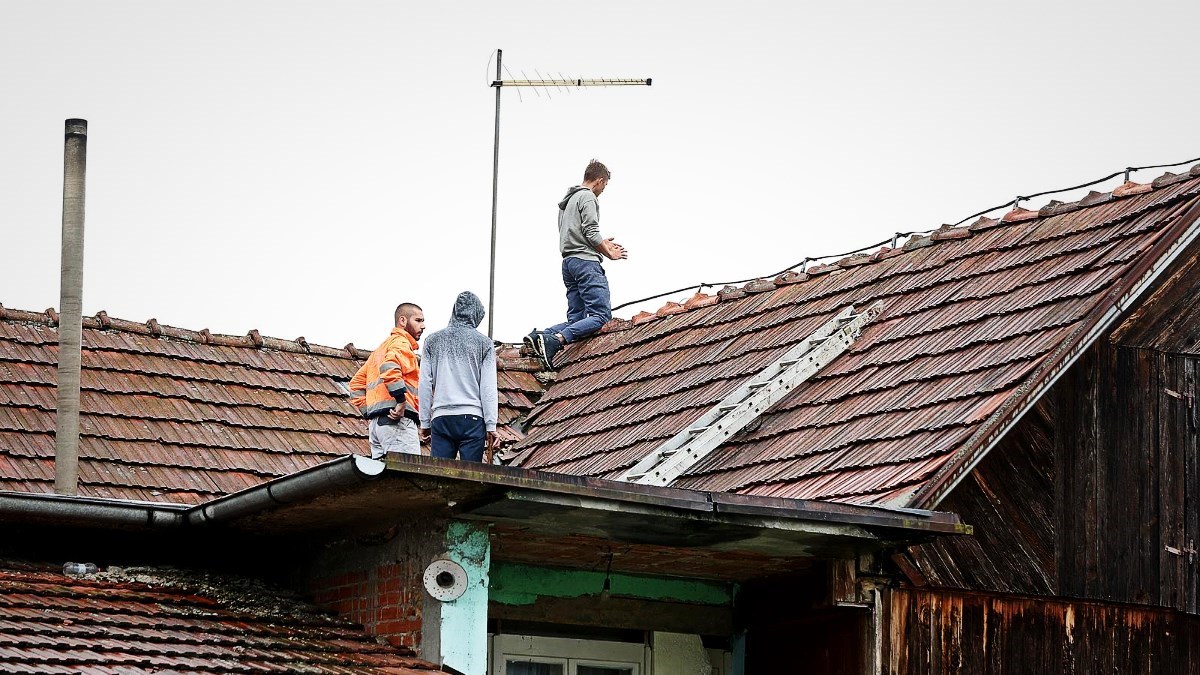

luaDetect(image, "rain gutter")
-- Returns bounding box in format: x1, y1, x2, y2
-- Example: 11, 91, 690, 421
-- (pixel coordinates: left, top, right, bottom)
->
913, 194, 1200, 509
0, 491, 187, 530
0, 456, 387, 531
186, 455, 386, 525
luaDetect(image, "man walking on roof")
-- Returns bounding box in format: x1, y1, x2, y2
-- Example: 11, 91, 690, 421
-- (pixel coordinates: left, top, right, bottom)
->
349, 303, 425, 459
526, 159, 628, 370
418, 291, 499, 463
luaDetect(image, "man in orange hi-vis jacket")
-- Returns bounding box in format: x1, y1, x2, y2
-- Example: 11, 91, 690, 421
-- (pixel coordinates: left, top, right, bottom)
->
349, 303, 425, 458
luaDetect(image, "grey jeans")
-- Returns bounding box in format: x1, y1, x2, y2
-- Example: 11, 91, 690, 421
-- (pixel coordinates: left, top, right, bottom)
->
368, 417, 420, 458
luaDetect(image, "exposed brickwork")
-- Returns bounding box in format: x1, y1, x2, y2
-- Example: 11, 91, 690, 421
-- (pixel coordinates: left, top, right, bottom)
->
300, 520, 446, 657
308, 559, 425, 650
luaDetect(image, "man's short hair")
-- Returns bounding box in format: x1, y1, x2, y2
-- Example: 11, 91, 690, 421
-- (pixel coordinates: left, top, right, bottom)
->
394, 302, 422, 325
583, 160, 611, 183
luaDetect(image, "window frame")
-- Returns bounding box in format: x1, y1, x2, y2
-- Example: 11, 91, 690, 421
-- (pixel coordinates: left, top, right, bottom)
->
491, 634, 646, 675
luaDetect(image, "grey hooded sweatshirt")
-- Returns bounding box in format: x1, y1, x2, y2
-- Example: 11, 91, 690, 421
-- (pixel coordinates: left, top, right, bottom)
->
418, 292, 498, 431
558, 186, 603, 263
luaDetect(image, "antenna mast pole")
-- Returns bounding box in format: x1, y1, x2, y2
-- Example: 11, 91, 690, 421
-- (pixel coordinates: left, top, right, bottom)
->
486, 49, 651, 339
488, 49, 502, 339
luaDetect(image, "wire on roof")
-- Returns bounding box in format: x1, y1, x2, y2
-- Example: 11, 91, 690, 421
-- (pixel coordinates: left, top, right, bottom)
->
619, 230, 916, 309
611, 154, 1200, 314
952, 155, 1200, 227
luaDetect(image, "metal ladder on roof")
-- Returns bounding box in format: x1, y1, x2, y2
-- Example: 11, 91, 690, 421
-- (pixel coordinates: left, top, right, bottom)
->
620, 301, 883, 487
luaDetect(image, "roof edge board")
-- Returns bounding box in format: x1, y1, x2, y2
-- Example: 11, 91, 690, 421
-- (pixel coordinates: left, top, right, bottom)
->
709, 492, 968, 535
192, 453, 966, 539
0, 454, 966, 541
496, 487, 879, 541
384, 455, 713, 509
912, 194, 1200, 510
495, 481, 966, 536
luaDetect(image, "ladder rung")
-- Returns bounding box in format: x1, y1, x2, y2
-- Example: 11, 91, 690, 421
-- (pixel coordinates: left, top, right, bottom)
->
620, 302, 881, 486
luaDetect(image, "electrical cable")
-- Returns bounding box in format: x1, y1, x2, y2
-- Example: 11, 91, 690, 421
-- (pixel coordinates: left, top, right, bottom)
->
952, 155, 1200, 227
613, 232, 917, 312
611, 155, 1200, 314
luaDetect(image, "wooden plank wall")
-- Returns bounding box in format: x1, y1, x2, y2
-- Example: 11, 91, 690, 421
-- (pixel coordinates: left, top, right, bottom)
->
902, 339, 1199, 613
882, 587, 1200, 674
899, 399, 1057, 595
1055, 342, 1199, 611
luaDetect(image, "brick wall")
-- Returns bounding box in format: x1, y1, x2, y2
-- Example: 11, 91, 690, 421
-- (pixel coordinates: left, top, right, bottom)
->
308, 559, 425, 649
298, 519, 446, 657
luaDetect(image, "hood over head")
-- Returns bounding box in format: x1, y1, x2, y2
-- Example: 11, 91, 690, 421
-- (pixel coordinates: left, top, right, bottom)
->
558, 185, 591, 210
451, 291, 486, 328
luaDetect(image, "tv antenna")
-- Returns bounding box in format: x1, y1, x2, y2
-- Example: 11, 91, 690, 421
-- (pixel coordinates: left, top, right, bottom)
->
486, 49, 652, 338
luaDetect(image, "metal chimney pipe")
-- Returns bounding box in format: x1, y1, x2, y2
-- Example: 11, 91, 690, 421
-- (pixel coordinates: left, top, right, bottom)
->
54, 118, 87, 496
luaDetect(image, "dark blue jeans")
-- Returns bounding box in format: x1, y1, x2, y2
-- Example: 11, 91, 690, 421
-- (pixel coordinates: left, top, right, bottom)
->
430, 414, 486, 462
547, 257, 611, 343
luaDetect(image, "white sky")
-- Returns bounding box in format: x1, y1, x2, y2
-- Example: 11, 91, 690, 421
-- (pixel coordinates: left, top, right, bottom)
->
3, 1, 1198, 350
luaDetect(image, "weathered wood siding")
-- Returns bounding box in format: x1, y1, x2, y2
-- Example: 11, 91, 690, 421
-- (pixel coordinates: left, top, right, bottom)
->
901, 338, 1200, 612
1054, 342, 1199, 611
883, 587, 1200, 674
899, 398, 1057, 595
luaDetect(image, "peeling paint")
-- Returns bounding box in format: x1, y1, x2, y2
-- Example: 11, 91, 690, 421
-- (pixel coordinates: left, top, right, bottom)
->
441, 521, 490, 675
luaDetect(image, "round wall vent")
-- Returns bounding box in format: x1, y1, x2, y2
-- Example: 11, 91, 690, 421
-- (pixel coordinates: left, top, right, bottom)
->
423, 559, 468, 602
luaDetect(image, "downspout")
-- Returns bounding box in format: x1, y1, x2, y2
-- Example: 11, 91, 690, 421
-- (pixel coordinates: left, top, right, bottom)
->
54, 119, 88, 496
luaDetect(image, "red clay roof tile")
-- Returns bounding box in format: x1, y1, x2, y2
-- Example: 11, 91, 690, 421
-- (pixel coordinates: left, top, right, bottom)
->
1001, 206, 1040, 223
0, 312, 543, 503
1112, 179, 1153, 197
0, 564, 438, 673
509, 171, 1200, 506
683, 292, 719, 310
654, 301, 687, 317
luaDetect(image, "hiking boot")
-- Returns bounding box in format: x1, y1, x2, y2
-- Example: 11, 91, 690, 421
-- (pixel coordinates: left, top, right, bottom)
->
536, 332, 565, 370
522, 329, 543, 356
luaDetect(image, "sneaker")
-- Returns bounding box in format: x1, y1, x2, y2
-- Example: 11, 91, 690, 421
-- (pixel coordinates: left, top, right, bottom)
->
536, 332, 565, 370
522, 328, 543, 356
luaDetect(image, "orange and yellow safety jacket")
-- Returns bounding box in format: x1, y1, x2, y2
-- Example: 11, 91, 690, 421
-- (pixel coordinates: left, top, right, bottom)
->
348, 328, 420, 422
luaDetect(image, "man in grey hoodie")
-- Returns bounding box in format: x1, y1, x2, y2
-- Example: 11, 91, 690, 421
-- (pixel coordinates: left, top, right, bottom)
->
418, 291, 499, 462
525, 159, 629, 369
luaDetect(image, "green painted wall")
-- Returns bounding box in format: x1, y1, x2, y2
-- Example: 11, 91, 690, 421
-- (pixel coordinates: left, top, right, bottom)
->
490, 562, 733, 606
442, 521, 490, 675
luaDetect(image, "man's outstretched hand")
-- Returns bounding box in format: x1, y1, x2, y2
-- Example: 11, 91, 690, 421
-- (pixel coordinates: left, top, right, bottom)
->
598, 237, 628, 260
